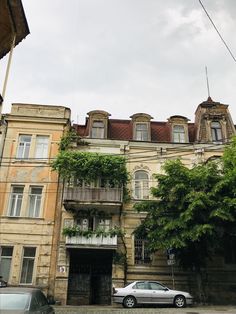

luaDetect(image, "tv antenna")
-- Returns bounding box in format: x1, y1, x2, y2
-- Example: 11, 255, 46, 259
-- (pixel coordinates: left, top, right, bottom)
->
205, 66, 210, 98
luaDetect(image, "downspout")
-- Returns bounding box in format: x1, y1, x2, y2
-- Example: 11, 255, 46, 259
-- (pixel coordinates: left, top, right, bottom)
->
1, 0, 17, 106
118, 142, 129, 285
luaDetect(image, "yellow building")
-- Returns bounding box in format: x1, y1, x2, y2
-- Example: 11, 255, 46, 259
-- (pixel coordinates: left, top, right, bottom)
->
0, 103, 70, 298
53, 97, 236, 305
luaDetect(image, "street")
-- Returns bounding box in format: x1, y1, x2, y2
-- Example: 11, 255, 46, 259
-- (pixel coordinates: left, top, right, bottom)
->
53, 305, 236, 314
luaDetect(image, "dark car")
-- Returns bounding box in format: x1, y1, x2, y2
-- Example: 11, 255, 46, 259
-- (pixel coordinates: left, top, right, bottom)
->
0, 287, 55, 314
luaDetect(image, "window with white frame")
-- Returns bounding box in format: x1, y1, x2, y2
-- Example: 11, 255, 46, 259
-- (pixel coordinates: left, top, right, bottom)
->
91, 121, 105, 138
135, 123, 148, 141
211, 121, 223, 141
28, 186, 43, 218
133, 170, 149, 199
35, 135, 49, 159
98, 218, 111, 231
134, 238, 151, 264
8, 186, 24, 217
0, 246, 13, 281
76, 217, 111, 231
20, 247, 36, 284
173, 125, 185, 143
16, 135, 31, 159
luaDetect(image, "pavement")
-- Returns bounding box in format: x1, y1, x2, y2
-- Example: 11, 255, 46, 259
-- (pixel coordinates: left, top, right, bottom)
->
53, 304, 236, 314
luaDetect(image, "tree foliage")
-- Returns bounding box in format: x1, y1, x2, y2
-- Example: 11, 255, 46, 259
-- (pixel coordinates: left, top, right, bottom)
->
134, 138, 236, 270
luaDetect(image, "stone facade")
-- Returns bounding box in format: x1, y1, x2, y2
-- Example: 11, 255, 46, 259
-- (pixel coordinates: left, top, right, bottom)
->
0, 98, 235, 305
0, 103, 70, 298
53, 98, 236, 305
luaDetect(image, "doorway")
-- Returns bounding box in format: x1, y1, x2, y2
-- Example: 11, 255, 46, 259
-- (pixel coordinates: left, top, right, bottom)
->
67, 249, 113, 305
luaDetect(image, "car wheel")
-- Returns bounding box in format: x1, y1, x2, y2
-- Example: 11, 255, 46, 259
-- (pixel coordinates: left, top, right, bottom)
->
123, 295, 137, 308
174, 295, 186, 308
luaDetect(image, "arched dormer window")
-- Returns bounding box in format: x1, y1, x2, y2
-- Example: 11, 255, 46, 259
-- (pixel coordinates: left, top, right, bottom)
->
173, 125, 185, 143
133, 170, 149, 200
87, 110, 111, 139
168, 115, 189, 143
135, 123, 148, 141
91, 120, 105, 139
211, 121, 222, 142
130, 113, 153, 142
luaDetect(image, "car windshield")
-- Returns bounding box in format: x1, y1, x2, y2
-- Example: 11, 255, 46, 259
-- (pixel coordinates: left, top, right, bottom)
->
0, 293, 30, 310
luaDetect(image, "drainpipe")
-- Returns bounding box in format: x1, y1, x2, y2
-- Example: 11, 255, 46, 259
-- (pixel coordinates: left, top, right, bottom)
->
1, 0, 17, 112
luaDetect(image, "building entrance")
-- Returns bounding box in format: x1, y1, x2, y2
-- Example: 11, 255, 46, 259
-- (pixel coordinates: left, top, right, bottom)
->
67, 249, 113, 305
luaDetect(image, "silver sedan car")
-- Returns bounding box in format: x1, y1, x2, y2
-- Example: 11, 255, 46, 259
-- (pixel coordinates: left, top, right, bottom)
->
0, 287, 55, 314
112, 281, 193, 308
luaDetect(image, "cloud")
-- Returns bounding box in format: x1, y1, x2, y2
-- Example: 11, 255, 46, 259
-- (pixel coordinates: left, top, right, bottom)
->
0, 0, 235, 124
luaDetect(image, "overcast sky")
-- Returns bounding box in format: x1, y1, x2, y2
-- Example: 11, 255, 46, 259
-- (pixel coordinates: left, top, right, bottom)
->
0, 0, 236, 124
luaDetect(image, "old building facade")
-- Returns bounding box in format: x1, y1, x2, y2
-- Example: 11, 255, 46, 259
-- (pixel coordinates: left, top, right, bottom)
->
0, 104, 70, 297
52, 97, 236, 305
0, 97, 235, 305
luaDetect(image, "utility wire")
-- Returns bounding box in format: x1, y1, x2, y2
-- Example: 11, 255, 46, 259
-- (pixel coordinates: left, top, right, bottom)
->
198, 0, 236, 63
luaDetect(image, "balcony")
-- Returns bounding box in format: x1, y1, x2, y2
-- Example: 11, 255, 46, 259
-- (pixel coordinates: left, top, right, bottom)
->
63, 186, 123, 212
65, 234, 117, 250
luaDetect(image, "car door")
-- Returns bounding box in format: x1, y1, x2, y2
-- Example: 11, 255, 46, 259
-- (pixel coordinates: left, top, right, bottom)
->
131, 282, 152, 304
148, 282, 172, 304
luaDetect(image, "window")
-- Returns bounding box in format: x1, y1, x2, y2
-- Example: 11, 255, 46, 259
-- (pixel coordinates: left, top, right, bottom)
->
35, 136, 49, 159
8, 186, 24, 216
134, 282, 148, 290
134, 238, 151, 264
98, 219, 110, 231
91, 121, 105, 138
20, 247, 36, 284
211, 121, 222, 141
76, 217, 111, 231
133, 170, 149, 199
149, 282, 166, 290
173, 125, 185, 143
135, 123, 148, 141
17, 135, 31, 159
28, 187, 43, 217
0, 247, 13, 281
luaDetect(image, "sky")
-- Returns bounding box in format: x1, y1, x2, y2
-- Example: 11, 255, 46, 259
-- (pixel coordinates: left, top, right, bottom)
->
0, 0, 236, 124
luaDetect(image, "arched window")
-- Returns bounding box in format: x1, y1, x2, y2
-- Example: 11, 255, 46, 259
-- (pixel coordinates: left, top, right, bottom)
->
133, 170, 149, 199
211, 121, 222, 142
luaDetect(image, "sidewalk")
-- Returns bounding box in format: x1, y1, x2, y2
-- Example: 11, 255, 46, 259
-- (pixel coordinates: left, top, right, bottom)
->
53, 304, 236, 314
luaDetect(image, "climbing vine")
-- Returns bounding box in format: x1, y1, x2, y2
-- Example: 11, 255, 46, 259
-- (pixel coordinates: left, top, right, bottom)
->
58, 129, 88, 151
52, 151, 130, 188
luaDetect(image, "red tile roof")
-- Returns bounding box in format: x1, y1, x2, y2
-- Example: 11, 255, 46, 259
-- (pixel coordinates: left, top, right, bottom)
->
74, 118, 196, 143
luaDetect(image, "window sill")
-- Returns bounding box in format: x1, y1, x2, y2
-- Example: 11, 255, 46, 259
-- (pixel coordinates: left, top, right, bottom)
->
2, 215, 44, 220
12, 158, 49, 164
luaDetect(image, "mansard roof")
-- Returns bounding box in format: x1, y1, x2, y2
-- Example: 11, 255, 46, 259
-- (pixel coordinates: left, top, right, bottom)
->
74, 117, 196, 143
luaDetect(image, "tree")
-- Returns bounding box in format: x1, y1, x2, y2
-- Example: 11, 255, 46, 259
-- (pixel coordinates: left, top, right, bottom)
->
134, 137, 236, 301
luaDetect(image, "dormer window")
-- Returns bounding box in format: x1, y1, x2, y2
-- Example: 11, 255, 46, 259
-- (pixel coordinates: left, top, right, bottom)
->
168, 115, 189, 143
173, 125, 185, 143
130, 113, 153, 142
91, 121, 105, 139
135, 123, 148, 141
211, 121, 222, 141
87, 110, 110, 139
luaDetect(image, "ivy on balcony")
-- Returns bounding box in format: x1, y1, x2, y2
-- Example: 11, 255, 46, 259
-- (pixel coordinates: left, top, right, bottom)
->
51, 151, 129, 189
62, 225, 124, 238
